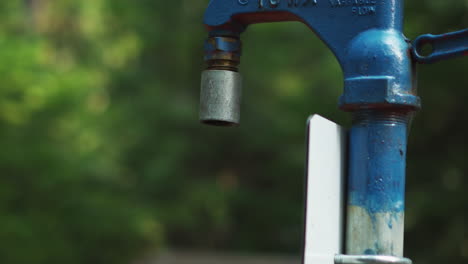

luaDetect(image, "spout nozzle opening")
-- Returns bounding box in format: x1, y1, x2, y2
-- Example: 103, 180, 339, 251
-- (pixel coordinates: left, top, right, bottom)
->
201, 119, 239, 127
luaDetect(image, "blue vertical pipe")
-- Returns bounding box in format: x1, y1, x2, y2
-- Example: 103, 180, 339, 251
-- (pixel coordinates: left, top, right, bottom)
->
346, 110, 409, 256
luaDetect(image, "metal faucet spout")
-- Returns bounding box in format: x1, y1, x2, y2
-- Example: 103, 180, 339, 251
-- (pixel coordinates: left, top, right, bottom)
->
200, 70, 242, 126
199, 32, 244, 126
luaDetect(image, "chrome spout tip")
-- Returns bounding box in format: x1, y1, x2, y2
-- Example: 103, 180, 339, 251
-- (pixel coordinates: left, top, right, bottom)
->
199, 70, 242, 127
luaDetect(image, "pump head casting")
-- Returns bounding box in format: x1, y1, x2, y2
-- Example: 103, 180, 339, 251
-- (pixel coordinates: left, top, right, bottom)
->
199, 0, 421, 126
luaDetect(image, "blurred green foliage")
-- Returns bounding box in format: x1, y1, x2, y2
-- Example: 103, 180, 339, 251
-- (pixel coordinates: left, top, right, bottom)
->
0, 0, 466, 263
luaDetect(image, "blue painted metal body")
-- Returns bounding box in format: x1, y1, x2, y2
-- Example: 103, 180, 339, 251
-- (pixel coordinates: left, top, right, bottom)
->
204, 0, 420, 110
348, 111, 407, 215
201, 0, 467, 258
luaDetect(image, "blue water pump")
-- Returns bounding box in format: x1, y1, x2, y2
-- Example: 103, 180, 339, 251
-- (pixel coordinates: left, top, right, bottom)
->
198, 1, 468, 263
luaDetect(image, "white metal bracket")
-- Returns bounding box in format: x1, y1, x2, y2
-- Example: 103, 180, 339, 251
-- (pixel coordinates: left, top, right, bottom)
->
302, 115, 346, 264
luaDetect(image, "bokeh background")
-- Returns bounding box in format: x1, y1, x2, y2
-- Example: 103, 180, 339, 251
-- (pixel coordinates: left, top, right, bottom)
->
0, 0, 466, 263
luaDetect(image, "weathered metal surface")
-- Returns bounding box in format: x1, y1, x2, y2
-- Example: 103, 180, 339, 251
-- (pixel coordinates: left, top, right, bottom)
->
335, 255, 412, 264
347, 206, 404, 256
412, 29, 468, 64
200, 70, 243, 126
346, 110, 409, 256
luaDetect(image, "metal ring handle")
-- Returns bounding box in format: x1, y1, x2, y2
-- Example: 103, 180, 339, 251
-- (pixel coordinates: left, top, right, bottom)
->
412, 28, 468, 64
